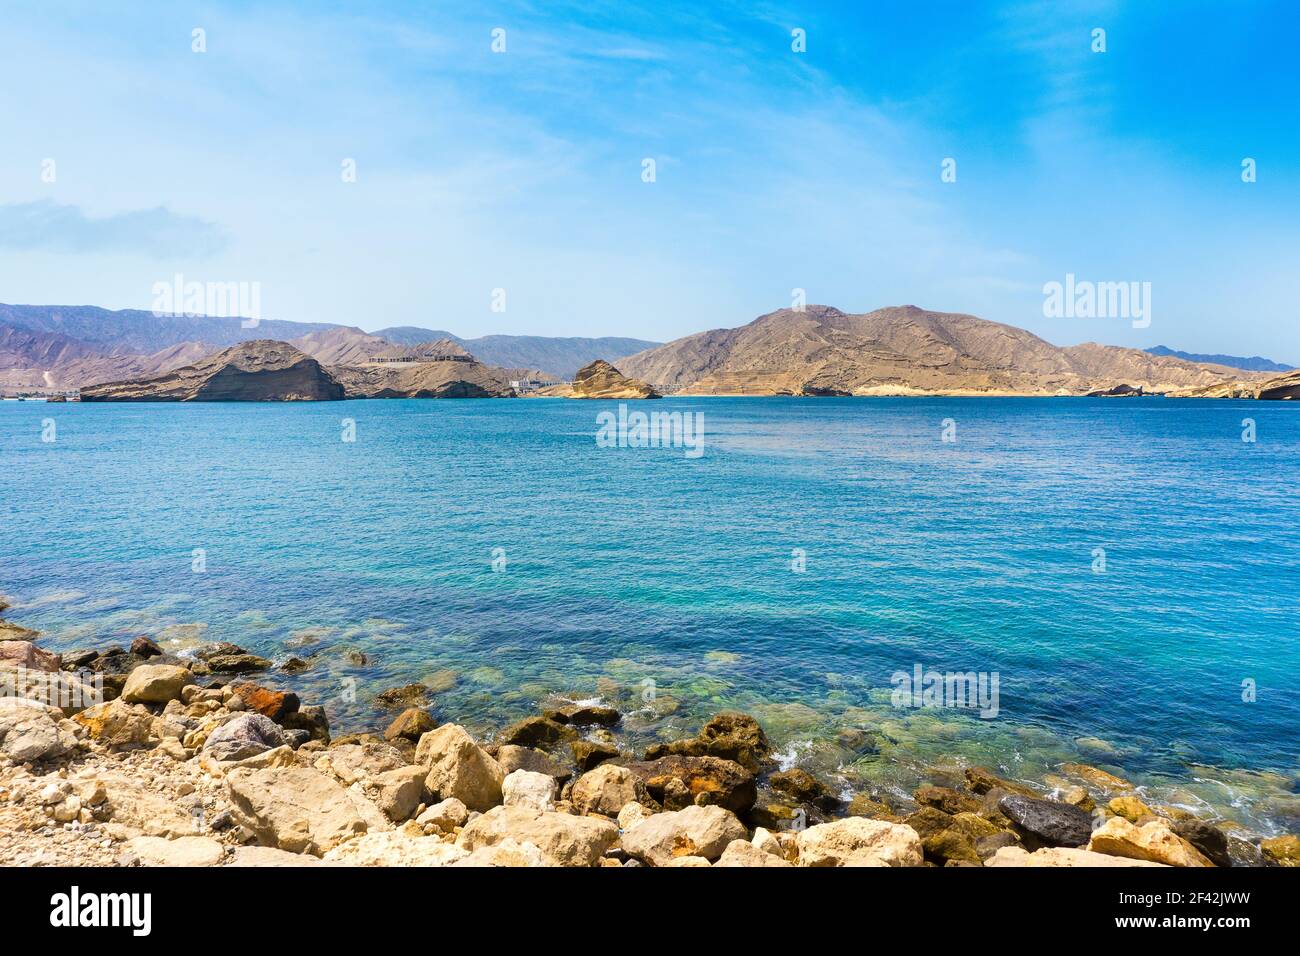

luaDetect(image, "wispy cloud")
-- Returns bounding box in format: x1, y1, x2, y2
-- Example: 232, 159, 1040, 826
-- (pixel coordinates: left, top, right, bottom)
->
0, 200, 228, 258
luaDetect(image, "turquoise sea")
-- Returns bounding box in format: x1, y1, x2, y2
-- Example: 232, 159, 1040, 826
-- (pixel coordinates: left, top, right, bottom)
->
2, 397, 1297, 833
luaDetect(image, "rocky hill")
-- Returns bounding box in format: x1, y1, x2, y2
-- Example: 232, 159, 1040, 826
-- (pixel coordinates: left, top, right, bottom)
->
81, 341, 345, 402
1147, 345, 1293, 373
618, 305, 1254, 397
534, 360, 660, 399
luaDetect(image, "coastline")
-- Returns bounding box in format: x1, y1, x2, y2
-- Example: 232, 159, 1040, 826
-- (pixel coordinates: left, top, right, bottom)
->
2, 603, 1295, 868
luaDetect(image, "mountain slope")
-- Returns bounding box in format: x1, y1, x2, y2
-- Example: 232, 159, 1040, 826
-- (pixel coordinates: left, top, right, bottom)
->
618, 305, 1251, 396
1146, 345, 1294, 373
371, 327, 660, 378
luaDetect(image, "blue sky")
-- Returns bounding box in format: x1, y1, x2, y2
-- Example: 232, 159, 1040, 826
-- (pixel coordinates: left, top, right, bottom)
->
0, 0, 1296, 358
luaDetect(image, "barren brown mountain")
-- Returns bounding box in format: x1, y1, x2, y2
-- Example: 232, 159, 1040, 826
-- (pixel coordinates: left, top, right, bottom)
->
618, 305, 1255, 396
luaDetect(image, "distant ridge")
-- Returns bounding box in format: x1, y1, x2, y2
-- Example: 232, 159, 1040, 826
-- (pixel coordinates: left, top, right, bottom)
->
1145, 345, 1294, 373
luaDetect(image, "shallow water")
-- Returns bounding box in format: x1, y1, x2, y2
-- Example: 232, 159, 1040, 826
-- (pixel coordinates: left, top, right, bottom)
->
2, 397, 1297, 832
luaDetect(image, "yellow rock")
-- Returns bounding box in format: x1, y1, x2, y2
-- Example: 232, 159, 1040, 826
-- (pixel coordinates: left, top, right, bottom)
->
1261, 834, 1300, 867
1108, 795, 1155, 823
1060, 762, 1133, 792
1088, 816, 1213, 867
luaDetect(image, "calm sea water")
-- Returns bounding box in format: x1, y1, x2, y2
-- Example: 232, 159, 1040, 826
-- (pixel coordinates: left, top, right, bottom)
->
2, 397, 1297, 831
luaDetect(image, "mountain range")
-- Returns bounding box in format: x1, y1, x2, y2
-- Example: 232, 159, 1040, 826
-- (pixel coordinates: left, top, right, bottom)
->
2, 301, 1292, 399
0, 304, 659, 385
1144, 345, 1294, 373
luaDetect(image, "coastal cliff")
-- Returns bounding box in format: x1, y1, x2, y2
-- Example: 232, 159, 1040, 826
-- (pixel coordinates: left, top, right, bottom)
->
81, 341, 345, 402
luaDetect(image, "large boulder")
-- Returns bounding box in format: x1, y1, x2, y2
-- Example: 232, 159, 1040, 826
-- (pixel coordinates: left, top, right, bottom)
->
496, 745, 570, 782
571, 764, 651, 817
964, 766, 1038, 798
1171, 818, 1232, 868
496, 716, 576, 749
620, 805, 748, 865
121, 664, 194, 705
383, 708, 435, 743
317, 741, 407, 786
624, 754, 756, 814
0, 698, 76, 761
1087, 817, 1213, 867
321, 831, 467, 866
715, 838, 793, 867
376, 766, 426, 822
998, 794, 1096, 849
415, 723, 505, 812
453, 839, 549, 867
987, 846, 1167, 867
456, 806, 618, 867
229, 681, 299, 722
644, 712, 772, 773
0, 640, 61, 673
204, 713, 287, 761
225, 765, 367, 855
796, 817, 924, 867
124, 836, 225, 867
501, 769, 557, 811
72, 698, 155, 748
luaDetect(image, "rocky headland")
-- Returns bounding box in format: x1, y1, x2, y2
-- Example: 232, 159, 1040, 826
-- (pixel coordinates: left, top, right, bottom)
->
1, 601, 1295, 869
533, 360, 661, 399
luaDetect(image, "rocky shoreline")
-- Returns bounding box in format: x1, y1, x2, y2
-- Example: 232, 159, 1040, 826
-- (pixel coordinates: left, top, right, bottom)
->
1, 605, 1296, 868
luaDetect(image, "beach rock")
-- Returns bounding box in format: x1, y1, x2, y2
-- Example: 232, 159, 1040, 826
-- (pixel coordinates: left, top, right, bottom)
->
453, 838, 548, 867
0, 698, 75, 761
73, 698, 155, 748
795, 817, 924, 867
571, 740, 619, 772
205, 654, 272, 674
227, 846, 319, 867
416, 797, 469, 832
1087, 817, 1213, 867
457, 805, 619, 867
1260, 834, 1300, 867
545, 703, 621, 727
621, 804, 748, 865
914, 784, 981, 815
374, 683, 429, 710
664, 855, 712, 867
415, 723, 505, 812
976, 831, 1021, 860
643, 711, 772, 773
225, 765, 367, 855
715, 839, 793, 867
770, 768, 828, 803
904, 807, 982, 866
987, 846, 1167, 867
496, 744, 570, 781
281, 704, 330, 744
321, 831, 467, 866
964, 766, 1037, 798
383, 707, 435, 742
124, 835, 224, 867
0, 640, 61, 673
320, 741, 407, 785
625, 754, 757, 815
497, 716, 576, 749
376, 766, 426, 822
571, 764, 650, 817
617, 801, 651, 831
1172, 818, 1233, 868
229, 681, 299, 722
129, 637, 163, 658
998, 795, 1095, 849
204, 713, 287, 761
1107, 795, 1155, 823
502, 769, 557, 811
